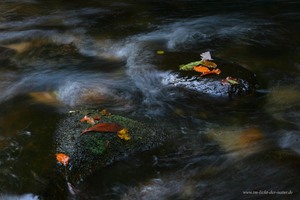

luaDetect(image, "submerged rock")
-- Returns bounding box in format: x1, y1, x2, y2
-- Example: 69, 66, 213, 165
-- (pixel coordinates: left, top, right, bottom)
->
55, 109, 170, 183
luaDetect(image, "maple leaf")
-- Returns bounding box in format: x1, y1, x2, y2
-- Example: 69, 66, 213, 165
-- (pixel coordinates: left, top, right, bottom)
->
81, 123, 123, 136
56, 153, 70, 166
117, 128, 131, 141
80, 115, 95, 125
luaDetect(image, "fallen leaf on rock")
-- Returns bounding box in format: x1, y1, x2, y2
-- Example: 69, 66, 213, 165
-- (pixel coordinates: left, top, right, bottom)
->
100, 109, 111, 116
200, 60, 217, 69
56, 153, 69, 166
92, 115, 101, 120
194, 66, 221, 76
200, 68, 221, 77
80, 115, 95, 125
200, 51, 212, 61
193, 66, 211, 73
221, 76, 239, 85
81, 123, 123, 136
179, 61, 202, 71
117, 128, 131, 141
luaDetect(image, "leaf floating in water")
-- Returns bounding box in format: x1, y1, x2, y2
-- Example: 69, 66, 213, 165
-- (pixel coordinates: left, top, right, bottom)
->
117, 128, 131, 141
156, 50, 165, 55
80, 115, 95, 125
81, 123, 123, 136
56, 153, 70, 166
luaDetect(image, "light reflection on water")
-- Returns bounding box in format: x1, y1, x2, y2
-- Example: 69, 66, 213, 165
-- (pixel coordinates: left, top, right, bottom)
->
0, 0, 300, 199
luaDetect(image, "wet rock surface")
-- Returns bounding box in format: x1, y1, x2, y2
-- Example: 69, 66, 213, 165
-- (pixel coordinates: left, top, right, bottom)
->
169, 59, 256, 98
156, 52, 257, 98
55, 109, 171, 183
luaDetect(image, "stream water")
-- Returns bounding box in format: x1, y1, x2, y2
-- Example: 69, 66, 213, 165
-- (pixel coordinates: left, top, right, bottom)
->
0, 0, 300, 199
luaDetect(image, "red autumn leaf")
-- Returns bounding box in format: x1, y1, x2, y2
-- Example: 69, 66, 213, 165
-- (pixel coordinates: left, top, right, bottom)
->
81, 123, 123, 136
56, 153, 70, 166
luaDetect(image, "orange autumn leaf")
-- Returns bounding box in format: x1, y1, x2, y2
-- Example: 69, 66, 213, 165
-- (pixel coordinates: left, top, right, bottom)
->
201, 68, 221, 77
194, 66, 221, 77
81, 123, 123, 136
193, 65, 211, 73
80, 115, 95, 125
117, 128, 131, 141
56, 153, 70, 166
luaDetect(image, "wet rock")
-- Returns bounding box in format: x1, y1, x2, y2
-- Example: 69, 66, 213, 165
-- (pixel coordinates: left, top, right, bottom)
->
168, 58, 256, 98
157, 52, 257, 98
55, 109, 170, 183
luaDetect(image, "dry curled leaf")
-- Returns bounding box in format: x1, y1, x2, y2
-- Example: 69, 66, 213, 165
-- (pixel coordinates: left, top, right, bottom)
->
80, 115, 95, 125
200, 60, 217, 69
56, 153, 70, 166
117, 128, 131, 141
81, 123, 123, 136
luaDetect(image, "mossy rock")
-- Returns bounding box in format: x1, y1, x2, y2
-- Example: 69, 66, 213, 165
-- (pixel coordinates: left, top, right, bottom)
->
55, 109, 170, 183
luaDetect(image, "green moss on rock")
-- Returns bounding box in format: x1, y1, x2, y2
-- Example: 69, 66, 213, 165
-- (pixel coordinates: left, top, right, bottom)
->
55, 109, 170, 183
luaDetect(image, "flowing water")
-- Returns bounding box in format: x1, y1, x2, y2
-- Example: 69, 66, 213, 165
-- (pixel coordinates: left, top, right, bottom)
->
0, 0, 300, 199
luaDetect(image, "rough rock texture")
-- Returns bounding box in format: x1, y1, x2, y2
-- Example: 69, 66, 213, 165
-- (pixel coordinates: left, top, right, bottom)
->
55, 109, 170, 183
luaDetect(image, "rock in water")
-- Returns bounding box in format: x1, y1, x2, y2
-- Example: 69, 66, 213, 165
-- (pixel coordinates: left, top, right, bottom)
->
55, 110, 170, 183
170, 58, 256, 98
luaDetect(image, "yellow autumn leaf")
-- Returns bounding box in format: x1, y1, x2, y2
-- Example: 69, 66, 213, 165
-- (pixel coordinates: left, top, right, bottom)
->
117, 128, 131, 141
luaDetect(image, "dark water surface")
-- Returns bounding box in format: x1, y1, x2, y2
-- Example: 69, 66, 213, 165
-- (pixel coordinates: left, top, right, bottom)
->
1, 0, 300, 199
